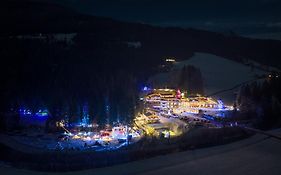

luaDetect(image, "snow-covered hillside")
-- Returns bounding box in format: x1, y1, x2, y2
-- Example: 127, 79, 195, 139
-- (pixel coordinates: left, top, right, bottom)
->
243, 32, 281, 41
10, 33, 77, 45
149, 53, 268, 104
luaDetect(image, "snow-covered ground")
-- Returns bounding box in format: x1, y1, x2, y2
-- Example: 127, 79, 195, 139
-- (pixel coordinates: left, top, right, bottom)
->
1, 129, 281, 175
243, 32, 281, 41
149, 52, 268, 104
0, 131, 136, 153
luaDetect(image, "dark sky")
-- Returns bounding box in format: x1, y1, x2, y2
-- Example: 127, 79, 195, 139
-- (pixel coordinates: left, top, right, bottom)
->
41, 0, 281, 34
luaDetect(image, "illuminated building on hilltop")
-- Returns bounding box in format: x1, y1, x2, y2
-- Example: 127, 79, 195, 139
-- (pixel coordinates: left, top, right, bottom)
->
145, 89, 180, 110
144, 88, 230, 115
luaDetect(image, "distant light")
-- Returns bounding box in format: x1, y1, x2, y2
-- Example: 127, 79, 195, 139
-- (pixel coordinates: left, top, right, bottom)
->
165, 58, 176, 62
35, 109, 49, 117
143, 86, 148, 91
20, 109, 32, 116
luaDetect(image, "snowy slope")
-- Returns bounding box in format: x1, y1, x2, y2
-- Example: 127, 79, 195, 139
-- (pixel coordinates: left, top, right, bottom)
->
243, 32, 281, 41
1, 129, 281, 175
149, 52, 267, 104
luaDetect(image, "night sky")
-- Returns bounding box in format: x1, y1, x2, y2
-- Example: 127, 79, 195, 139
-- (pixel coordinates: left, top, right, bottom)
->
42, 0, 281, 34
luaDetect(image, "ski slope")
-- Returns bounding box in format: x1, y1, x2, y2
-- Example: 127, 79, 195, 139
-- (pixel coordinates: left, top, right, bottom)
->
150, 52, 268, 104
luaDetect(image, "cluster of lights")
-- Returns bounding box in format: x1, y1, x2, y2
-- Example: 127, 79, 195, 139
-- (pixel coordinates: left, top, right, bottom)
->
58, 121, 140, 145
19, 109, 32, 116
143, 88, 233, 119
19, 108, 49, 117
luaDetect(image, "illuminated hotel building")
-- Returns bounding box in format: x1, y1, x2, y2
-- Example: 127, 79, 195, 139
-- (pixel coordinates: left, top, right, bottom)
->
144, 88, 225, 114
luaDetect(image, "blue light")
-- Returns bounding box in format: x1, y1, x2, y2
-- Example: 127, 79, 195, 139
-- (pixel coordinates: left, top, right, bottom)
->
142, 86, 152, 91
20, 109, 32, 116
20, 107, 49, 118
217, 99, 224, 109
35, 109, 49, 117
106, 105, 110, 111
81, 104, 90, 126
203, 115, 215, 121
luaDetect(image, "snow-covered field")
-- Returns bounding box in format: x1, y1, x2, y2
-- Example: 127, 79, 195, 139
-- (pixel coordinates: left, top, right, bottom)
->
1, 129, 281, 175
149, 52, 268, 104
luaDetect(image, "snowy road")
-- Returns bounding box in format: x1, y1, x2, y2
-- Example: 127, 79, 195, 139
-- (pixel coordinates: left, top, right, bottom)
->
1, 129, 281, 175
